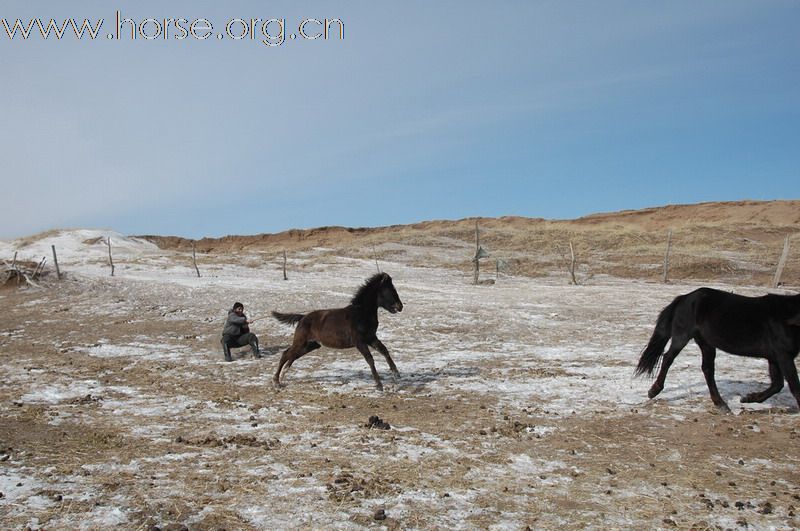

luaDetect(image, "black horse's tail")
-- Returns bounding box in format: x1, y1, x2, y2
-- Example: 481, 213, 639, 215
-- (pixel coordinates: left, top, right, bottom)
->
271, 311, 305, 326
635, 296, 683, 377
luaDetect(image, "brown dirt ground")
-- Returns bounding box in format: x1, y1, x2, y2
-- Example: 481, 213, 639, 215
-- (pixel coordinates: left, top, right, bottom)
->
2, 281, 800, 529
2, 200, 800, 529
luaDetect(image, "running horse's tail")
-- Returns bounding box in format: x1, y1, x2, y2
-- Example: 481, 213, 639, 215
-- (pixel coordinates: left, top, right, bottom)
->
635, 296, 683, 377
271, 311, 305, 326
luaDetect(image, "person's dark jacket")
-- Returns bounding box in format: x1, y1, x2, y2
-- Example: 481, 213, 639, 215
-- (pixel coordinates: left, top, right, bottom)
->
223, 310, 249, 337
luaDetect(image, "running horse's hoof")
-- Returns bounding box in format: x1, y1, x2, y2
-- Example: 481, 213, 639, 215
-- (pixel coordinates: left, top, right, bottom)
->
647, 383, 663, 399
714, 401, 732, 414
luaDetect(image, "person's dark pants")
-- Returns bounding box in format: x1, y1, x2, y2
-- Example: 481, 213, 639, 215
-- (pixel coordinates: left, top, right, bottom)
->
221, 333, 260, 361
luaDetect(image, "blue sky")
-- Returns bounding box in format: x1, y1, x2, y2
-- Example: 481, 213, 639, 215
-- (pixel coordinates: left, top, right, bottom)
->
1, 1, 798, 239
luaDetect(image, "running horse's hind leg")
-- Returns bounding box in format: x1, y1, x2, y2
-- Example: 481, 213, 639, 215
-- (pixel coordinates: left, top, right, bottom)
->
371, 339, 400, 381
281, 341, 320, 377
648, 332, 691, 399
741, 359, 784, 404
695, 335, 730, 413
775, 351, 800, 410
274, 340, 321, 387
273, 346, 295, 387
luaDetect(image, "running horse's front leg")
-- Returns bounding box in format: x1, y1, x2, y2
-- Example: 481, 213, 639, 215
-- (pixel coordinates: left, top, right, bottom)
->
356, 342, 384, 391
371, 338, 400, 382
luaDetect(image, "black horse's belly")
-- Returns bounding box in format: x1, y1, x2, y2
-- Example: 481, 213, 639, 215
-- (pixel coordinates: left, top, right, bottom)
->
697, 297, 785, 357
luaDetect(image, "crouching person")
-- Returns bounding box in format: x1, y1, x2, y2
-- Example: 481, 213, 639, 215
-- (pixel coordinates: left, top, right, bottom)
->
221, 302, 260, 362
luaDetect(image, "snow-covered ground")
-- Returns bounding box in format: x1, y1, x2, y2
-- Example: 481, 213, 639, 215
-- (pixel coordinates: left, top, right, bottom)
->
1, 231, 799, 530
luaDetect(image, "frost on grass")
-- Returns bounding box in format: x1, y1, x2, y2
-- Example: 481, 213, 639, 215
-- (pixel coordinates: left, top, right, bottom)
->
2, 231, 799, 529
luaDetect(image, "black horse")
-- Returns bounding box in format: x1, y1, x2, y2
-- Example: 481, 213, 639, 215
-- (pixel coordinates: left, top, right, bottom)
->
272, 272, 403, 391
636, 287, 800, 412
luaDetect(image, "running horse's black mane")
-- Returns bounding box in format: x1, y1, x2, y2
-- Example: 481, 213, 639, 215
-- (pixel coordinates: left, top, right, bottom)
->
351, 273, 389, 306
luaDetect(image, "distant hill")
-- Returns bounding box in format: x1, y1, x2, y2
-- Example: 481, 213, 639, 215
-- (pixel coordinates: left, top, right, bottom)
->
135, 200, 799, 287
574, 200, 800, 229
4, 201, 797, 287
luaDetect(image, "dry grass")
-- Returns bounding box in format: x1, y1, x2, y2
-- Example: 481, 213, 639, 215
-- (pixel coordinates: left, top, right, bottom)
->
2, 200, 800, 529
139, 200, 800, 288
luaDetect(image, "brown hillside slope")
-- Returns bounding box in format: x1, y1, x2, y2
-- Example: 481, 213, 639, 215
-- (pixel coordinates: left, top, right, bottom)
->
140, 200, 800, 286
576, 200, 800, 229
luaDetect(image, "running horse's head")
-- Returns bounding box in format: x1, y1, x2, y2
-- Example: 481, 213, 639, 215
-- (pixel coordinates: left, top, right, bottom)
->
375, 273, 403, 314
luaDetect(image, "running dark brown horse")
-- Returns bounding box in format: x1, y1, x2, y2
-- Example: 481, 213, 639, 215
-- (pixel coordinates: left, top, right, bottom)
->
636, 287, 800, 412
272, 272, 403, 390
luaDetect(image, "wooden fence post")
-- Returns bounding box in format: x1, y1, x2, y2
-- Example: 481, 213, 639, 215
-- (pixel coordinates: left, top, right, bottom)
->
283, 250, 288, 280
52, 245, 61, 280
772, 235, 790, 288
192, 241, 201, 278
662, 230, 672, 283
495, 258, 508, 282
107, 237, 115, 277
12, 251, 17, 270
373, 245, 381, 273
569, 241, 578, 285
474, 221, 480, 285
33, 257, 46, 279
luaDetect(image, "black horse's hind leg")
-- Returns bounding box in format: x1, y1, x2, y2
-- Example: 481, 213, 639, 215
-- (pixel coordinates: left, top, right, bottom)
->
775, 353, 800, 410
741, 360, 784, 403
371, 339, 400, 380
648, 333, 691, 399
356, 342, 384, 391
695, 336, 730, 412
